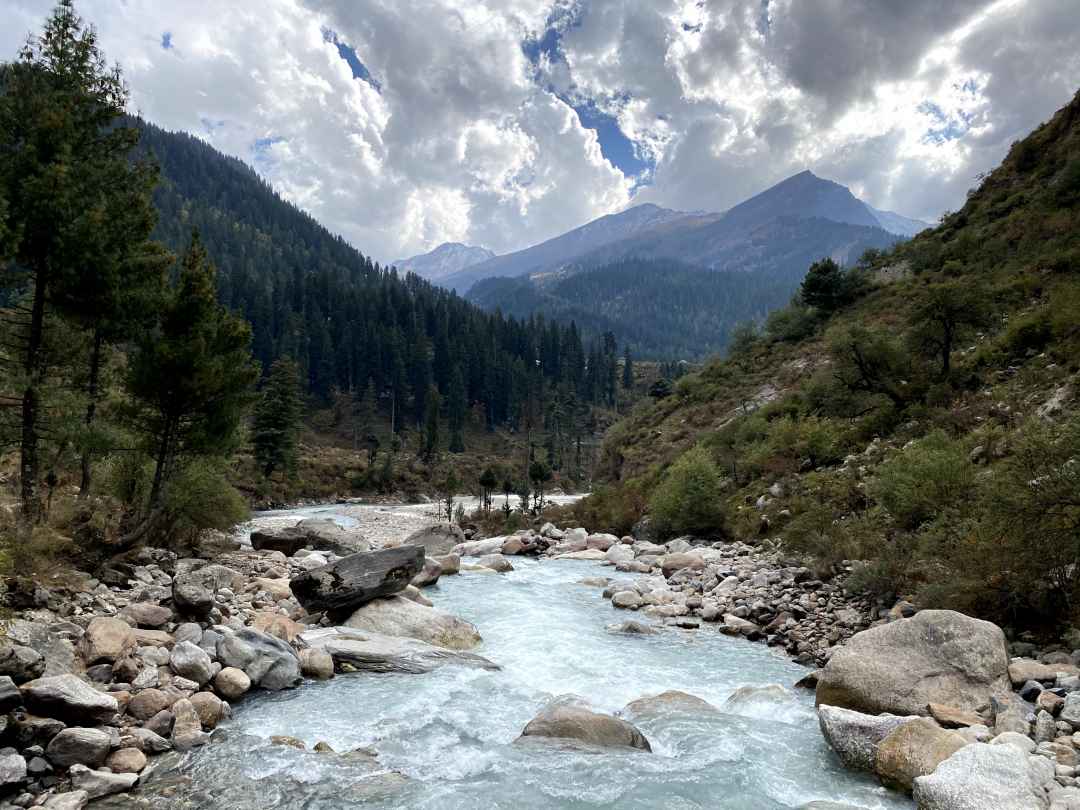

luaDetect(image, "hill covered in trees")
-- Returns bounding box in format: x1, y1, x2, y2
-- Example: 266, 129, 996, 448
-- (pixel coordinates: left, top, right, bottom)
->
565, 87, 1080, 633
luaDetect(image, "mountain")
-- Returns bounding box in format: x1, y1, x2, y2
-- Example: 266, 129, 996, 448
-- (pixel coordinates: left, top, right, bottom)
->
440, 203, 691, 292
394, 242, 495, 283
866, 205, 929, 237
580, 88, 1080, 630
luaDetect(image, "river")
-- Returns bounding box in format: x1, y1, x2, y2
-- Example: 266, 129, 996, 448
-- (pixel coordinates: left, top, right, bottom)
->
121, 503, 912, 810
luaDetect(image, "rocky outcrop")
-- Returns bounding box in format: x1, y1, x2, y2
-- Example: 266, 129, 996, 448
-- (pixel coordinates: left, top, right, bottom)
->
343, 595, 481, 650
290, 546, 424, 615
815, 610, 1011, 717
518, 700, 652, 752
299, 627, 498, 674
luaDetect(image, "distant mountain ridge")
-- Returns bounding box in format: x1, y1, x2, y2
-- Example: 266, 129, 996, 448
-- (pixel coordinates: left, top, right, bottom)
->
393, 242, 495, 283
439, 171, 927, 294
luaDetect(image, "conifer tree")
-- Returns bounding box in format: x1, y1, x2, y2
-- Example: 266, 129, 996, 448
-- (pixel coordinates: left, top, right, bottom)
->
447, 366, 466, 453
622, 345, 634, 390
252, 357, 303, 480
422, 384, 441, 461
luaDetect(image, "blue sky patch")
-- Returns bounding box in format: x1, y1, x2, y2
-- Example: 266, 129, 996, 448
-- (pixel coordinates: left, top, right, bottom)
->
918, 100, 973, 145
322, 28, 381, 93
161, 31, 172, 50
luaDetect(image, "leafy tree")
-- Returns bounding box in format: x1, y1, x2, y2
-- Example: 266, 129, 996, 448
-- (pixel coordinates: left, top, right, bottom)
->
828, 324, 915, 410
649, 379, 673, 400
501, 476, 514, 516
649, 446, 727, 538
252, 357, 303, 480
126, 234, 258, 523
479, 466, 498, 511
441, 468, 459, 523
0, 0, 140, 543
908, 281, 991, 377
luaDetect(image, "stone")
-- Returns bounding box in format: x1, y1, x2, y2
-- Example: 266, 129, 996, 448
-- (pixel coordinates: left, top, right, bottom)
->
586, 533, 618, 551
42, 791, 89, 810
290, 518, 369, 556
817, 705, 918, 772
518, 700, 651, 752
132, 629, 175, 650
20, 675, 118, 724
145, 710, 174, 739
403, 524, 465, 556
299, 648, 335, 680
270, 735, 306, 750
604, 545, 634, 565
929, 703, 985, 728
0, 640, 46, 684
213, 667, 251, 700
500, 537, 525, 556
0, 676, 21, 714
622, 690, 716, 718
299, 627, 498, 675
290, 546, 424, 615
105, 747, 146, 774
0, 750, 26, 790
410, 558, 443, 588
45, 728, 111, 768
252, 577, 293, 601
119, 603, 173, 629
170, 698, 208, 751
1059, 693, 1080, 728
68, 764, 138, 799
1010, 659, 1078, 687
722, 614, 761, 638
816, 610, 1010, 717
453, 536, 506, 557
476, 554, 513, 573
126, 688, 171, 721
172, 578, 214, 620
607, 621, 659, 636
251, 612, 303, 644
433, 554, 460, 575
344, 595, 481, 650
991, 732, 1037, 754
874, 718, 967, 791
611, 591, 642, 610
660, 552, 705, 578
78, 618, 135, 665
188, 692, 225, 729
215, 628, 301, 691
913, 741, 1054, 809
123, 728, 172, 754
169, 641, 214, 686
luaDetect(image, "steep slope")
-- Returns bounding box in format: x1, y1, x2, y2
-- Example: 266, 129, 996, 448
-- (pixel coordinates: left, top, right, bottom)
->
440, 203, 691, 292
394, 242, 496, 283
573, 88, 1080, 630
866, 205, 929, 237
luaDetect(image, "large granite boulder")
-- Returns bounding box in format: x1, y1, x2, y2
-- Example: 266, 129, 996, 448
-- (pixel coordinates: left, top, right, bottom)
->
404, 524, 465, 556
817, 705, 919, 772
20, 675, 118, 724
299, 627, 498, 674
518, 700, 651, 752
45, 728, 112, 768
4, 619, 76, 678
290, 546, 424, 615
873, 718, 967, 792
78, 618, 135, 666
343, 596, 481, 650
0, 638, 46, 684
215, 628, 301, 691
252, 518, 369, 557
816, 610, 1010, 717
913, 741, 1054, 809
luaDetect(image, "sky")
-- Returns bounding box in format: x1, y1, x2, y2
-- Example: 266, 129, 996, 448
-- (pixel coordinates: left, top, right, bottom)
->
2, 0, 1079, 265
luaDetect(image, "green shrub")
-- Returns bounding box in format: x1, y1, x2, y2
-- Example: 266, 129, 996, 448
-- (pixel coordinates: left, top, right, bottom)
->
870, 431, 974, 531
649, 446, 727, 538
160, 459, 250, 544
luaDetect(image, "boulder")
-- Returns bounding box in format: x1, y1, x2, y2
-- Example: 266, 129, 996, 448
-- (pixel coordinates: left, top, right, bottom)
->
623, 690, 716, 718
434, 554, 460, 575
215, 628, 301, 691
126, 688, 171, 721
78, 618, 135, 665
604, 545, 634, 565
817, 705, 919, 772
299, 627, 498, 674
874, 718, 967, 792
929, 703, 985, 728
611, 591, 642, 610
145, 709, 174, 739
123, 728, 172, 755
20, 675, 118, 724
251, 611, 303, 644
169, 641, 214, 686
0, 676, 21, 714
170, 698, 208, 751
452, 536, 506, 557
43, 792, 89, 809
0, 639, 46, 684
3, 619, 76, 678
660, 552, 704, 578
913, 741, 1054, 809
299, 648, 335, 680
252, 577, 293, 601
172, 578, 214, 620
290, 546, 424, 615
1008, 659, 1077, 687
586, 533, 618, 551
403, 524, 465, 556
607, 621, 659, 636
45, 728, 111, 768
68, 763, 138, 799
816, 610, 1010, 716
410, 558, 443, 588
476, 554, 513, 573
518, 700, 651, 752
0, 749, 26, 791
293, 518, 369, 556
213, 667, 251, 700
188, 692, 225, 729
132, 629, 175, 650
119, 603, 173, 629
344, 596, 481, 650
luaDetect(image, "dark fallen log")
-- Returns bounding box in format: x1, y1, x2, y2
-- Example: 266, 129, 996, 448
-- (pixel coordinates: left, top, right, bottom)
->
289, 545, 424, 615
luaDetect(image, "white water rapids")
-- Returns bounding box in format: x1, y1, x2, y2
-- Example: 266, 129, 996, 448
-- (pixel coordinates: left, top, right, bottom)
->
118, 504, 913, 810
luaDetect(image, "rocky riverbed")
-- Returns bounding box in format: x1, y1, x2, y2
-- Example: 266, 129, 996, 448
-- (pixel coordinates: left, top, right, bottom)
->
0, 503, 1076, 808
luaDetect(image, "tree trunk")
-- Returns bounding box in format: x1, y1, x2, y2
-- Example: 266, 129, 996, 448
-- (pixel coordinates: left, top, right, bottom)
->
78, 328, 105, 498
147, 417, 174, 512
16, 273, 47, 570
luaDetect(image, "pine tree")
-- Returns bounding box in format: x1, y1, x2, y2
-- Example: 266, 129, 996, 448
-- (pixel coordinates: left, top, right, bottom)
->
252, 357, 303, 480
447, 366, 466, 453
622, 345, 634, 390
422, 384, 441, 461
126, 234, 259, 517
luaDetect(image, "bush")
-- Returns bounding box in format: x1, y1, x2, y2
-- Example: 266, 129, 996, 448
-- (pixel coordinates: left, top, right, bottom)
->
649, 446, 727, 538
870, 431, 974, 531
159, 459, 250, 544
765, 304, 817, 343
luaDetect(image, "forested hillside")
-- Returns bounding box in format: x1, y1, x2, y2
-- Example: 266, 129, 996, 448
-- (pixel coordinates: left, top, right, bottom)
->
470, 217, 900, 358
568, 88, 1080, 632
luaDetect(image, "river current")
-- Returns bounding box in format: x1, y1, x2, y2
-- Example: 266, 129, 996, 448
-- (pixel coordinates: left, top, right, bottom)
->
120, 507, 912, 810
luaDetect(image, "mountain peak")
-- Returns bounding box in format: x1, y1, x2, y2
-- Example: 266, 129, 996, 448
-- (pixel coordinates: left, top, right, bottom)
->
395, 242, 496, 282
